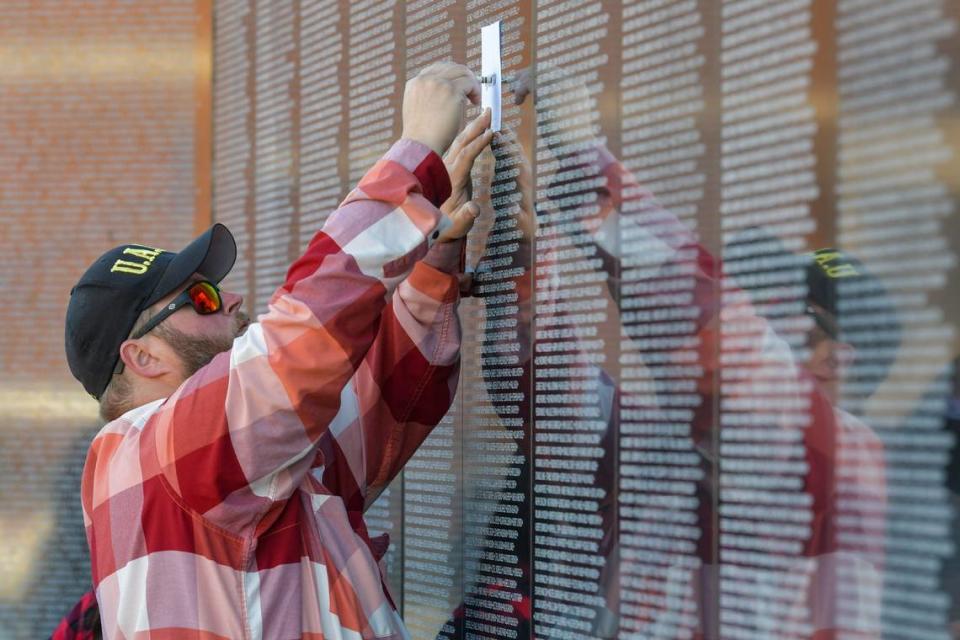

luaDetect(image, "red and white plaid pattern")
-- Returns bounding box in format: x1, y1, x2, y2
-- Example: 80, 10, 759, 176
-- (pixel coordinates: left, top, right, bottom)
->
81, 140, 461, 639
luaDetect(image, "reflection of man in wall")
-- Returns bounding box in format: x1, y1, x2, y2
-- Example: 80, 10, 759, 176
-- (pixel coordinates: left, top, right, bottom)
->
61, 63, 492, 640
809, 251, 894, 637
462, 66, 895, 639
733, 244, 893, 638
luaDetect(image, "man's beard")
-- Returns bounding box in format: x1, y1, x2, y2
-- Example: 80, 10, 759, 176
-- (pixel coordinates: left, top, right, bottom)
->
154, 311, 251, 377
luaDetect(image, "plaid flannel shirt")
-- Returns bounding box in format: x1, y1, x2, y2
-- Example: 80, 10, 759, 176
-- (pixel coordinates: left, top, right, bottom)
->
81, 140, 462, 639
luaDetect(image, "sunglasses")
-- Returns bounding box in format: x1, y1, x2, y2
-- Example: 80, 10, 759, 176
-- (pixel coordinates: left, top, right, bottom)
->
131, 280, 223, 340
113, 280, 223, 376
111, 280, 223, 379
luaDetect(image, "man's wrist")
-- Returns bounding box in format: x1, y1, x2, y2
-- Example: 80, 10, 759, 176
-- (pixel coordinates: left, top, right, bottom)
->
400, 132, 444, 157
383, 139, 452, 207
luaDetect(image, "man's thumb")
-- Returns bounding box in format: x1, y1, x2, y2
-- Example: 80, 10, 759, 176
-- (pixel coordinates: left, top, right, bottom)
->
438, 201, 481, 242
459, 201, 480, 219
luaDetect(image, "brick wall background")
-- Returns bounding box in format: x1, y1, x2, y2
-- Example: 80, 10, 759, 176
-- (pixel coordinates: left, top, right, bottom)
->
0, 2, 209, 636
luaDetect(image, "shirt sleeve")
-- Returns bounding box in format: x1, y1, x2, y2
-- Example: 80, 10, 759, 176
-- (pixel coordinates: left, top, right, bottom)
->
312, 256, 463, 512
87, 140, 453, 537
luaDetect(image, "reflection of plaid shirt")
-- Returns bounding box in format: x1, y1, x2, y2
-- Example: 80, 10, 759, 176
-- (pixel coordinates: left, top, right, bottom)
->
81, 140, 461, 639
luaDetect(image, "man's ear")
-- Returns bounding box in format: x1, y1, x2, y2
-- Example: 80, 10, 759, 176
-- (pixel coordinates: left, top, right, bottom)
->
118, 338, 175, 380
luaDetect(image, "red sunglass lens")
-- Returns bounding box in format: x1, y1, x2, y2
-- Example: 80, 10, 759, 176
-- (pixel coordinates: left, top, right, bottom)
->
189, 282, 221, 314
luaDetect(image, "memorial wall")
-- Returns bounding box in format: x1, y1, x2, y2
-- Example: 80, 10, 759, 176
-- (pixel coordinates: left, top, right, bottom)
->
212, 1, 960, 638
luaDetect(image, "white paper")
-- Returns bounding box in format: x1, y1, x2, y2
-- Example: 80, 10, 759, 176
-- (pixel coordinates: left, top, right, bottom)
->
481, 20, 502, 132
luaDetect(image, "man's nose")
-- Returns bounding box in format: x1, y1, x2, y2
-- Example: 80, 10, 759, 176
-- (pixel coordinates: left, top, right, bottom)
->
222, 290, 244, 314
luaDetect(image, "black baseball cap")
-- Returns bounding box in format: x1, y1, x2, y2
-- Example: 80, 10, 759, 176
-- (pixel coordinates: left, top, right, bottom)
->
65, 223, 237, 400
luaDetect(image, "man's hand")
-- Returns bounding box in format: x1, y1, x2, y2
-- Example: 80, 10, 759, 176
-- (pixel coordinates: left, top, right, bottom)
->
433, 108, 493, 244
442, 107, 493, 217
401, 62, 481, 156
436, 200, 481, 244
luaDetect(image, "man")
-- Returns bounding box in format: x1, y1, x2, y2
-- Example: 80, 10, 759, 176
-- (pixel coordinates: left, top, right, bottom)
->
64, 62, 492, 639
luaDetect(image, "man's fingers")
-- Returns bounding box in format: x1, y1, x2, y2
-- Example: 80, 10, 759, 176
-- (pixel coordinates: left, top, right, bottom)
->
460, 128, 494, 168
443, 64, 482, 105
451, 200, 481, 234
448, 108, 486, 157
451, 73, 482, 105
418, 61, 464, 77
466, 108, 492, 137
436, 201, 481, 243
419, 62, 482, 105
447, 108, 492, 169
404, 62, 483, 155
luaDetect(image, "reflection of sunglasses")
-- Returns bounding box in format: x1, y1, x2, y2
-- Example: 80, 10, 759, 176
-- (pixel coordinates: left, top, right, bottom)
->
805, 304, 839, 341
131, 280, 223, 340
804, 304, 856, 366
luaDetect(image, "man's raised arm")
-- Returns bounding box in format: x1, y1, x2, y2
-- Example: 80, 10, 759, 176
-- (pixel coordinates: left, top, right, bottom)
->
311, 110, 494, 511
82, 63, 483, 538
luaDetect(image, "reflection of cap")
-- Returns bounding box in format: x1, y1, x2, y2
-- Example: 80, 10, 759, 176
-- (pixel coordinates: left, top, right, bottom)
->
804, 246, 901, 404
804, 248, 862, 316
65, 224, 237, 400
725, 229, 901, 403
